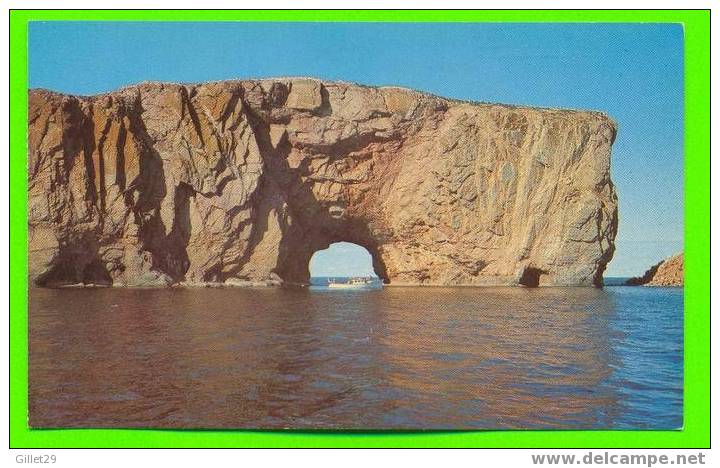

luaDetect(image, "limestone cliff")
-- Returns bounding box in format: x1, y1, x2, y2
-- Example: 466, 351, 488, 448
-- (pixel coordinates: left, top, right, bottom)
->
626, 253, 684, 287
28, 78, 618, 287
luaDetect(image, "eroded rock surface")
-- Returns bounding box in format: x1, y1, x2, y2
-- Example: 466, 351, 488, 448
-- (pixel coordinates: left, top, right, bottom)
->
627, 253, 684, 287
28, 78, 618, 287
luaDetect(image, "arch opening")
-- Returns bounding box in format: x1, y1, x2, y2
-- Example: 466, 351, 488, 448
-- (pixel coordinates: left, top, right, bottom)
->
519, 267, 546, 287
309, 242, 381, 283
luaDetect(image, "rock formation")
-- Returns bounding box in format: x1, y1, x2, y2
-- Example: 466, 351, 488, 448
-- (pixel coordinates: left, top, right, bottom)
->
626, 253, 684, 287
28, 78, 618, 287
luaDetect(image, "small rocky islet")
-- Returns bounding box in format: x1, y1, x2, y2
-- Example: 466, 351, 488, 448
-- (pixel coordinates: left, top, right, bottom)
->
626, 253, 684, 287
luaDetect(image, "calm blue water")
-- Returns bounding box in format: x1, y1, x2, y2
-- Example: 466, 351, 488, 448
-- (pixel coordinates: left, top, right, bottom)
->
597, 286, 683, 429
29, 283, 682, 429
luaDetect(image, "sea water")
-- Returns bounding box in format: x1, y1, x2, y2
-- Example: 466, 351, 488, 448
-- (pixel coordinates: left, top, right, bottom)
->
29, 282, 682, 429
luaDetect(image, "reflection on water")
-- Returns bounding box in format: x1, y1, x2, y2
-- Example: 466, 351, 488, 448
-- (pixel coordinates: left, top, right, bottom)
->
29, 285, 682, 429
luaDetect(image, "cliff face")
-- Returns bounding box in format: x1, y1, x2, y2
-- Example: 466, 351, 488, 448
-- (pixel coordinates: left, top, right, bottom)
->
627, 253, 684, 287
28, 78, 618, 287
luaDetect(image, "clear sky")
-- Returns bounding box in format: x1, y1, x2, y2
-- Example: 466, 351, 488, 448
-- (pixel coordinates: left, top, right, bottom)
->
29, 22, 684, 277
310, 242, 378, 278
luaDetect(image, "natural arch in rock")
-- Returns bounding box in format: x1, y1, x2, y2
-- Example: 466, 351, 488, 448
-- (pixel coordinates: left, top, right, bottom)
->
27, 78, 618, 287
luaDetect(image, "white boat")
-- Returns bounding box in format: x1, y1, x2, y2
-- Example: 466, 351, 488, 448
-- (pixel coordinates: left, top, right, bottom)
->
327, 277, 374, 289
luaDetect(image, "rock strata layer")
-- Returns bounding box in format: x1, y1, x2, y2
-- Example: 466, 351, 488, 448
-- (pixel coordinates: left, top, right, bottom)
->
28, 78, 618, 287
626, 253, 684, 287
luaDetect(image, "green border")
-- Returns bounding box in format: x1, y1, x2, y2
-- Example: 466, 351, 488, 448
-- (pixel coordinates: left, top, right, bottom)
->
10, 9, 710, 448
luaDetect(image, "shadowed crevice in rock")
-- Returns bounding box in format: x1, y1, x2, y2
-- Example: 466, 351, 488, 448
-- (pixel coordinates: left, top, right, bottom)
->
121, 99, 182, 284
164, 182, 193, 278
114, 119, 128, 191
179, 86, 206, 147
519, 267, 546, 288
34, 234, 112, 287
80, 112, 99, 209
27, 78, 618, 288
126, 102, 166, 211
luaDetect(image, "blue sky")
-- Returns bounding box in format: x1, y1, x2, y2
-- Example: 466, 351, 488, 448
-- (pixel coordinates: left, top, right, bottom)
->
310, 242, 378, 278
29, 22, 684, 277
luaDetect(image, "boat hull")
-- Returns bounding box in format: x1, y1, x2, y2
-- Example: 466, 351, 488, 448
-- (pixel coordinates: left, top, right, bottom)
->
327, 284, 370, 289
